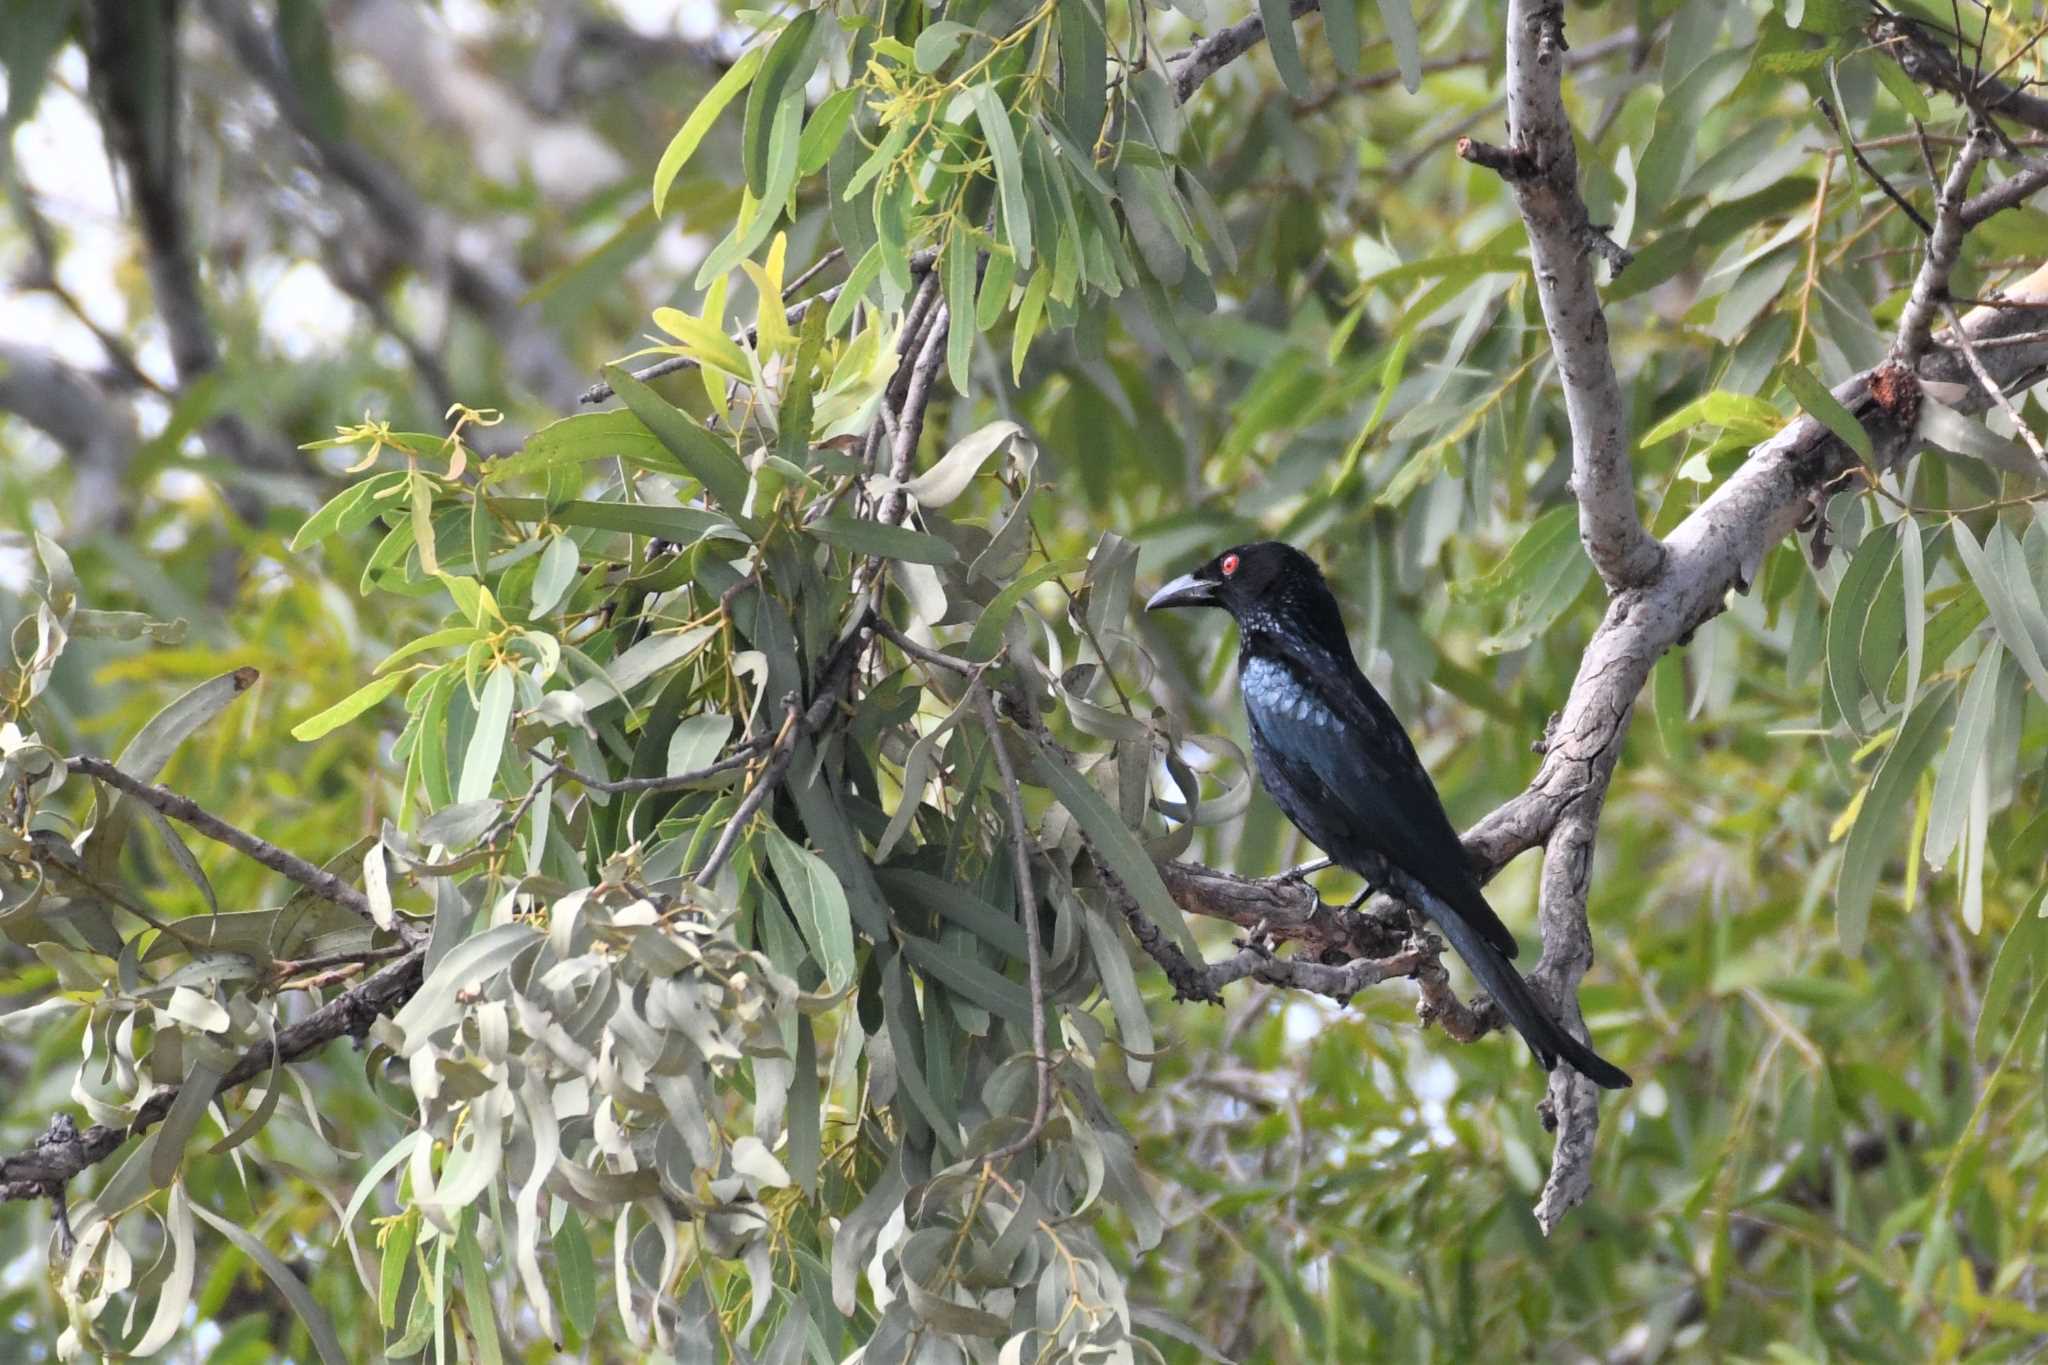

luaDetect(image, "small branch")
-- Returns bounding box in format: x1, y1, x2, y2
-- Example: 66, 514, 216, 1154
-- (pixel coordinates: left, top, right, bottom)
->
1873, 14, 2048, 138
1466, 0, 1664, 591
980, 689, 1053, 1162
63, 756, 419, 946
691, 615, 874, 883
1816, 97, 1935, 236
1941, 299, 2048, 464
1895, 125, 1994, 363
880, 306, 952, 527
1196, 940, 1433, 1000
542, 736, 771, 794
1960, 154, 2048, 227
1168, 0, 1321, 103
0, 949, 425, 1203
693, 701, 804, 884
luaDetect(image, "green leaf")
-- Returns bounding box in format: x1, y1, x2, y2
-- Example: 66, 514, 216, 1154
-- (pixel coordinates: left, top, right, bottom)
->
1374, 0, 1423, 91
456, 1214, 506, 1365
191, 1202, 349, 1365
529, 534, 579, 617
648, 309, 750, 382
741, 10, 819, 197
150, 1057, 226, 1188
1032, 752, 1199, 956
1836, 681, 1954, 956
554, 1210, 599, 1343
900, 932, 1032, 1027
490, 497, 737, 543
458, 665, 513, 804
603, 365, 754, 514
797, 86, 858, 177
290, 477, 385, 552
1976, 887, 2048, 1059
944, 228, 977, 393
1450, 505, 1594, 655
808, 515, 960, 565
1058, 0, 1108, 149
969, 85, 1033, 268
379, 1212, 417, 1329
1952, 520, 2048, 700
1258, 0, 1311, 96
652, 43, 767, 214
486, 409, 683, 481
666, 711, 732, 777
392, 925, 541, 1051
1782, 363, 1872, 464
1926, 640, 2004, 871
913, 19, 972, 72
291, 669, 407, 741
761, 827, 857, 991
1826, 525, 1900, 732
1639, 390, 1784, 446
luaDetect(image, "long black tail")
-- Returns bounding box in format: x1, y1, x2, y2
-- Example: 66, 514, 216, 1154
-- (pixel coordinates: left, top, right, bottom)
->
1419, 891, 1632, 1090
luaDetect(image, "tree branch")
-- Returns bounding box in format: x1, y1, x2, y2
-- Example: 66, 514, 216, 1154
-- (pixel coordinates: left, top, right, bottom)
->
1872, 14, 2048, 137
1894, 125, 1994, 363
1169, 0, 1321, 104
1461, 0, 1664, 591
62, 755, 421, 947
0, 950, 426, 1204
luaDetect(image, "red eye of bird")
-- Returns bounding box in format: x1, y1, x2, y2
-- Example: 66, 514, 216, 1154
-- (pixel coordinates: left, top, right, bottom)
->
1220, 553, 1239, 576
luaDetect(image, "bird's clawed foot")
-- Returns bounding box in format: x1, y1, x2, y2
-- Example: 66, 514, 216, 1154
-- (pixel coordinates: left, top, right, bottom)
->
1277, 857, 1333, 887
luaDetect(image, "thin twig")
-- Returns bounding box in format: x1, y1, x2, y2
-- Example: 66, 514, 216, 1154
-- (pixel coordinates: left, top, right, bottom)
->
64, 756, 418, 945
1941, 300, 2048, 463
1817, 97, 1935, 236
980, 687, 1053, 1162
540, 737, 772, 795
693, 701, 802, 884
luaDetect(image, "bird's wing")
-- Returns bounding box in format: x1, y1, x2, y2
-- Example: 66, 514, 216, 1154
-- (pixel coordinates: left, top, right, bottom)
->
1249, 637, 1521, 960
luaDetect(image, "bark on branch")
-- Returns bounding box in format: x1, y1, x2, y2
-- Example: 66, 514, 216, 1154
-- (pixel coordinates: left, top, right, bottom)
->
0, 950, 426, 1204
1463, 0, 1664, 592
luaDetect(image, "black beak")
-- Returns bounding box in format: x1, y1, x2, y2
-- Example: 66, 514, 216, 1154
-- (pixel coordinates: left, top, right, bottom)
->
1145, 572, 1220, 611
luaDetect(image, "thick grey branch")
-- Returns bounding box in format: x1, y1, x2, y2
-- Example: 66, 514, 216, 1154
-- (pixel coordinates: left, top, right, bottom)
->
1466, 0, 1664, 591
1895, 127, 1993, 363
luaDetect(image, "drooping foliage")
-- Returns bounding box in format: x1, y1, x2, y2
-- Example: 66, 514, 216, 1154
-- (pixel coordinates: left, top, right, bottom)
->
4, 0, 2048, 1361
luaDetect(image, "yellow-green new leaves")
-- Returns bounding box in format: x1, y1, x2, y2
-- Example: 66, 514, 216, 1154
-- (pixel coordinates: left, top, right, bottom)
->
652, 44, 767, 215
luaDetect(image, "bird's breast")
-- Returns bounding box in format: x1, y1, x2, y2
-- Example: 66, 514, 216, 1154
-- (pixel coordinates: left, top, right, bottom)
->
1240, 655, 1336, 730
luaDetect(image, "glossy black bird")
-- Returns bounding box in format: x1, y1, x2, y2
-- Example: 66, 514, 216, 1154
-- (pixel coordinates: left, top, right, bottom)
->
1146, 541, 1630, 1089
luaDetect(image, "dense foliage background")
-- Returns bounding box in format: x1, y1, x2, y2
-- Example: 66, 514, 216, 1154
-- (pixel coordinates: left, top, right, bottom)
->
3, 0, 2048, 1360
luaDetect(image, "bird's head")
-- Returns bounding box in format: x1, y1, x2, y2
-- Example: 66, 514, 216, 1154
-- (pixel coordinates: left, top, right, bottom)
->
1144, 541, 1348, 647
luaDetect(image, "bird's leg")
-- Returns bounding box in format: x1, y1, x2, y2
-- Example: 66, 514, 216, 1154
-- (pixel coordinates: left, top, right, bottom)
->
1277, 856, 1333, 886
1340, 878, 1385, 913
